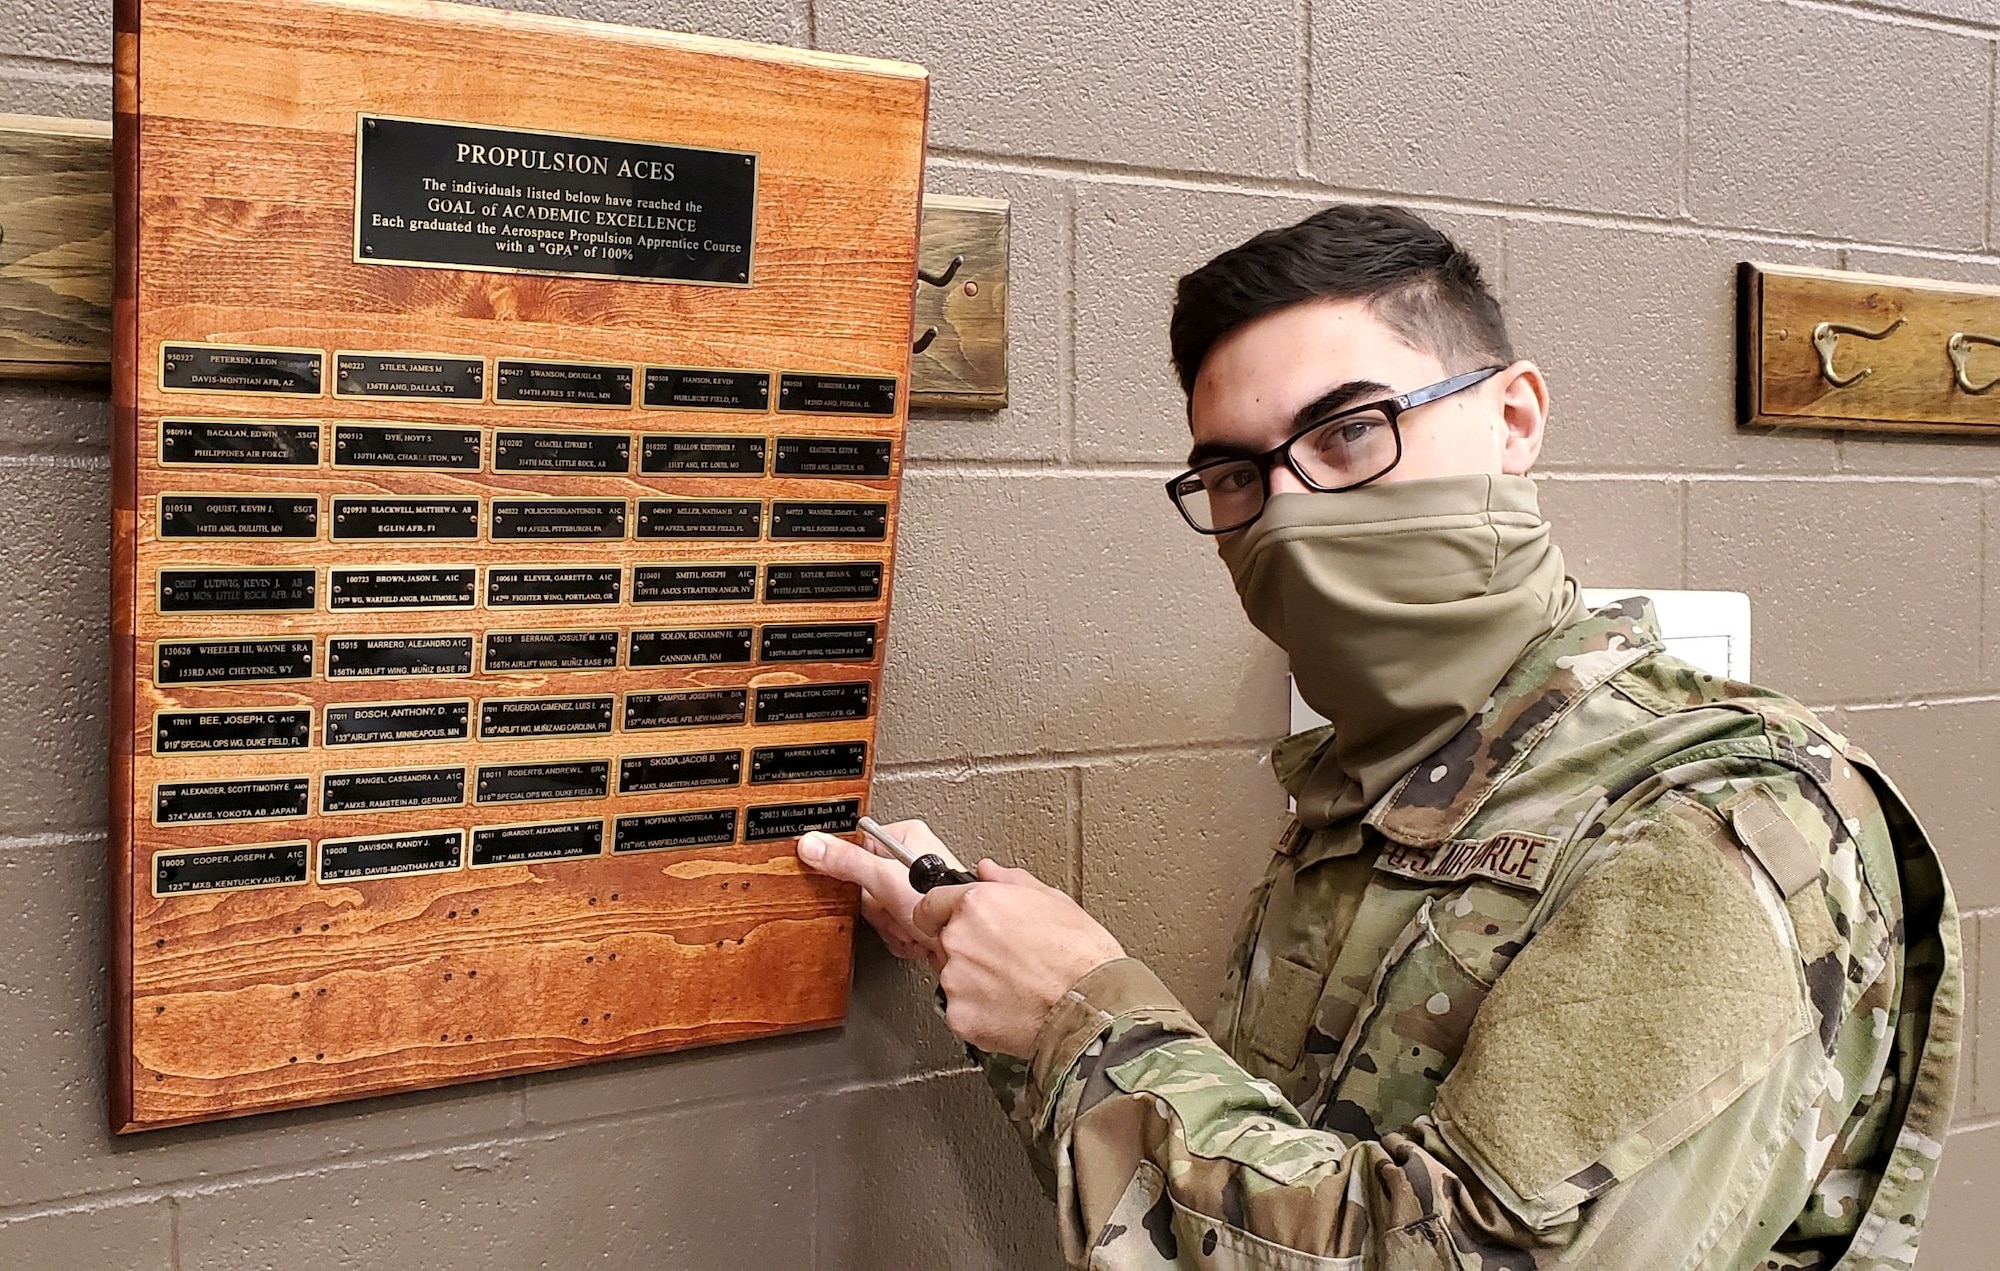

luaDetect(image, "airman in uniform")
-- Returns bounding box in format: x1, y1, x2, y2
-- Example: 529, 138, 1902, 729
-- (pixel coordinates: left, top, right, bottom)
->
799, 204, 1960, 1270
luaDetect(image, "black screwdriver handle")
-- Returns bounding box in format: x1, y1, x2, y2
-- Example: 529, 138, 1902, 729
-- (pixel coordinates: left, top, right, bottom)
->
909, 854, 978, 893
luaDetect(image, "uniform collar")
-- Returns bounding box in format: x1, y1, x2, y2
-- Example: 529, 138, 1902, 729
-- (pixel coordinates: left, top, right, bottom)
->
1351, 595, 1661, 849
1269, 596, 1663, 866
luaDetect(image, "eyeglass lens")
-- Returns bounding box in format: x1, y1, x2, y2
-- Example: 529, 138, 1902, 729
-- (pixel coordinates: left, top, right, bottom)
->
1172, 407, 1399, 532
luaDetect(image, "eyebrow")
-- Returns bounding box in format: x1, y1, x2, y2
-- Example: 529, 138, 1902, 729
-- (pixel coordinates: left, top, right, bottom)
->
1185, 378, 1394, 467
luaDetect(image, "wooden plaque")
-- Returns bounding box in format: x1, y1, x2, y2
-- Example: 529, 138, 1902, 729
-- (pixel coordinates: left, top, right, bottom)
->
111, 0, 927, 1132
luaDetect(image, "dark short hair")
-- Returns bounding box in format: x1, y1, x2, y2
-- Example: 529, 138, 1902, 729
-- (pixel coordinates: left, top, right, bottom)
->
1169, 204, 1514, 398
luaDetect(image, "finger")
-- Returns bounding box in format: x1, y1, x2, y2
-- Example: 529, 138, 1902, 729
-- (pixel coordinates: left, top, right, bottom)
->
798, 831, 910, 898
860, 891, 936, 954
910, 881, 975, 940
974, 858, 1058, 892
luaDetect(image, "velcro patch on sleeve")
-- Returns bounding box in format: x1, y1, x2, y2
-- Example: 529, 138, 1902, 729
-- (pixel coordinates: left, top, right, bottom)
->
1430, 796, 1807, 1223
1723, 785, 1822, 899
1374, 832, 1557, 893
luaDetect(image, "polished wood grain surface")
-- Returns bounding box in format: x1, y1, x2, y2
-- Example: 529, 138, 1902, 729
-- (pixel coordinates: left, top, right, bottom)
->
1743, 262, 2000, 435
0, 114, 113, 378
112, 0, 926, 1131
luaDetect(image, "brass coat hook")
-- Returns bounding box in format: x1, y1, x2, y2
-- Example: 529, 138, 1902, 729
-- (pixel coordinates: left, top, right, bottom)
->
1948, 332, 2000, 394
1812, 315, 1905, 388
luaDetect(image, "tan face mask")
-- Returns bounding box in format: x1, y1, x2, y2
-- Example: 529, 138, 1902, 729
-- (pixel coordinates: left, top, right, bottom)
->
1220, 474, 1575, 828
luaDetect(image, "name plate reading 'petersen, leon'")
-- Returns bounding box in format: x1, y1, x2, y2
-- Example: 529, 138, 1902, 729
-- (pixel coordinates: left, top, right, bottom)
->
113, 0, 923, 1132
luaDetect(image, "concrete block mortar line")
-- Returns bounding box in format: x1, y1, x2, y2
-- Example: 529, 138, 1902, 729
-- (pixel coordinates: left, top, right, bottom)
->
1061, 181, 1077, 464
1840, 691, 2000, 712
0, 828, 103, 850
0, 50, 111, 77
1676, 475, 1692, 589
873, 740, 1286, 784
0, 1080, 841, 1228
1065, 764, 1085, 898
1294, 0, 1311, 178
924, 146, 2000, 262
1680, 0, 1694, 222
0, 451, 110, 472
167, 1194, 180, 1271
1988, 38, 1997, 252
1795, 0, 2000, 38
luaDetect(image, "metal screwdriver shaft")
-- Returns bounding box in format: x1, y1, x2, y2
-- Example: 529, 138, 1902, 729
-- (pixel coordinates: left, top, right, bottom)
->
857, 816, 978, 893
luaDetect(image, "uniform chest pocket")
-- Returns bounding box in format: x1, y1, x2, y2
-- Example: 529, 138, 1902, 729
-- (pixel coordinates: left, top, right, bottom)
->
1246, 955, 1327, 1072
1318, 890, 1527, 1141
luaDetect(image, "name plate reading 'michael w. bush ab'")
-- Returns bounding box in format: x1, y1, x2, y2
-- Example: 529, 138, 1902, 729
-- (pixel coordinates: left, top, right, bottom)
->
110, 0, 927, 1132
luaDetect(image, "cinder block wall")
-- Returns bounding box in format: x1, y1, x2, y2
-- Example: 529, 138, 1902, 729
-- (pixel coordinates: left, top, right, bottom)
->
1, 0, 1995, 1266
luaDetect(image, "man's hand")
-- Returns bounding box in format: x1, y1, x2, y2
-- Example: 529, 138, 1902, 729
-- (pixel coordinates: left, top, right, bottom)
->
797, 820, 944, 965
797, 826, 1126, 1057
913, 861, 1125, 1056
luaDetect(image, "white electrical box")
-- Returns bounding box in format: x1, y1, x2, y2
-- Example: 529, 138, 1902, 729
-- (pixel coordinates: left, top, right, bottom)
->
1289, 589, 1752, 734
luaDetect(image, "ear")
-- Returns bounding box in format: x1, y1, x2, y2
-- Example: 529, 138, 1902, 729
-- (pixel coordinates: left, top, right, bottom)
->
1494, 361, 1549, 475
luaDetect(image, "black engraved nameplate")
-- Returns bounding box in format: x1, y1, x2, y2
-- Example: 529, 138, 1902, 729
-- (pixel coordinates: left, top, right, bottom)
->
330, 567, 478, 609
334, 352, 485, 401
356, 116, 756, 285
319, 830, 465, 881
154, 776, 312, 825
160, 495, 319, 539
623, 688, 748, 730
613, 808, 738, 853
325, 700, 471, 747
162, 344, 323, 396
773, 437, 894, 478
763, 561, 883, 602
322, 766, 467, 813
744, 798, 861, 841
159, 569, 315, 613
770, 500, 888, 541
759, 623, 878, 663
491, 499, 627, 540
777, 373, 897, 417
475, 760, 611, 804
495, 430, 632, 473
636, 499, 761, 539
643, 367, 771, 411
750, 742, 868, 785
494, 360, 634, 407
486, 567, 622, 607
629, 627, 753, 667
484, 630, 619, 672
633, 564, 757, 604
333, 423, 483, 470
640, 435, 766, 474
160, 420, 321, 467
470, 818, 604, 867
754, 681, 872, 724
153, 843, 309, 896
154, 709, 312, 755
332, 498, 480, 540
479, 696, 615, 739
618, 749, 743, 793
327, 635, 476, 678
156, 638, 313, 685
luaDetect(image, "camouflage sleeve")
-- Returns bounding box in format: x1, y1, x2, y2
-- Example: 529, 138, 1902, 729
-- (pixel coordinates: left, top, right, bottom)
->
1006, 785, 1903, 1270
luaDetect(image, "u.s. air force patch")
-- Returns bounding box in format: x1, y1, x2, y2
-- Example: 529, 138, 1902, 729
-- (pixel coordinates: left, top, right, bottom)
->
1374, 831, 1558, 891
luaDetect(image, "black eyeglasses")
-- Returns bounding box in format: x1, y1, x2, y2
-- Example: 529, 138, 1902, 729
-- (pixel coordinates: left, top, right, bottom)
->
1165, 366, 1503, 534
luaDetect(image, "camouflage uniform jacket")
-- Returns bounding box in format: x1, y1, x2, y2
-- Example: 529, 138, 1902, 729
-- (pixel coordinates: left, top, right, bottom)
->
984, 599, 1961, 1270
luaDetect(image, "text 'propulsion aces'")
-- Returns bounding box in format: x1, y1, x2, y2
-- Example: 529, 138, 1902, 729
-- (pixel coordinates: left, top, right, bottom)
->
110, 0, 926, 1131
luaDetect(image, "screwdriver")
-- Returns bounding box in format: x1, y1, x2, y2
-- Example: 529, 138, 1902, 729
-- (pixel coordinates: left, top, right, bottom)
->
857, 815, 978, 893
